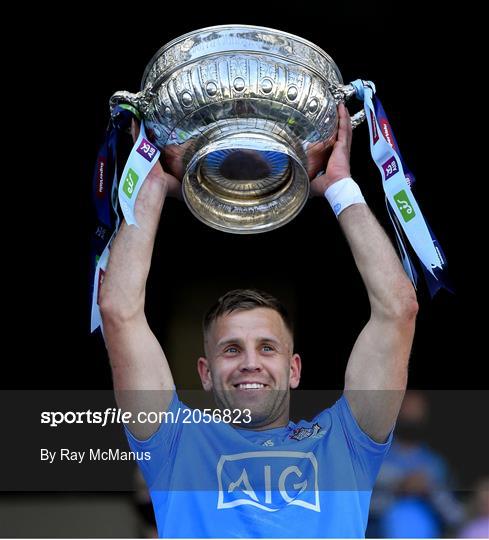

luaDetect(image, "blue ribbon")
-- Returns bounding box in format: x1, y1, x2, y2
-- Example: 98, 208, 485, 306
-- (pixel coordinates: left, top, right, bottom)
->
350, 79, 452, 297
90, 105, 138, 332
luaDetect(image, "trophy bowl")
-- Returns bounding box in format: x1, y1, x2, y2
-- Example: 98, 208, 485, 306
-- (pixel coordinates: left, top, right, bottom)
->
110, 24, 365, 233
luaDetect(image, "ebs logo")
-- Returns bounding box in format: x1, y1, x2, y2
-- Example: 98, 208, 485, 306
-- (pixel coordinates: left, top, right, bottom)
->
217, 451, 320, 512
136, 139, 157, 162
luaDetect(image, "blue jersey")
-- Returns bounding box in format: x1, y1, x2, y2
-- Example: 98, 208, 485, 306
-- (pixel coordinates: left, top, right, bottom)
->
125, 393, 392, 538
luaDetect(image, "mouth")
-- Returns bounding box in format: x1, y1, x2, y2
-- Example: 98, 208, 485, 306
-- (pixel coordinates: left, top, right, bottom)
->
233, 383, 269, 390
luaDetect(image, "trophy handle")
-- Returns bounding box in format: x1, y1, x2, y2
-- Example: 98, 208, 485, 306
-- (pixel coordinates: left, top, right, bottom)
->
109, 90, 152, 116
331, 83, 366, 129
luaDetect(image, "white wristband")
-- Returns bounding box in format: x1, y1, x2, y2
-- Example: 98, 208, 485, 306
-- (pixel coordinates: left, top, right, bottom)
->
324, 177, 366, 217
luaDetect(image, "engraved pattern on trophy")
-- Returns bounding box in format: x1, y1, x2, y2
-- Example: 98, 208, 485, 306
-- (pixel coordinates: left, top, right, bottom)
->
112, 25, 365, 233
142, 26, 343, 90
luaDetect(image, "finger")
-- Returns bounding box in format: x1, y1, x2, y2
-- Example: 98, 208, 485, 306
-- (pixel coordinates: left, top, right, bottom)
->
336, 103, 350, 146
344, 106, 353, 152
338, 103, 353, 151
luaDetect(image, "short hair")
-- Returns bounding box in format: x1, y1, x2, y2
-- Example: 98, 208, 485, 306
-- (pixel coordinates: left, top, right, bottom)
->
203, 288, 294, 338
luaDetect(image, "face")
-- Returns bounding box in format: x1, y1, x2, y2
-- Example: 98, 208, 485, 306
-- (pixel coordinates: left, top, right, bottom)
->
197, 308, 301, 430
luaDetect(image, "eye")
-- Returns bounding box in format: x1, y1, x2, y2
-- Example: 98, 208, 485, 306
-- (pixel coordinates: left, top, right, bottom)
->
224, 346, 239, 354
262, 344, 274, 352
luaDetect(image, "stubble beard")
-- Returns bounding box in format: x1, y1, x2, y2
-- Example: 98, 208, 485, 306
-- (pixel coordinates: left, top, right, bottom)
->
212, 386, 290, 429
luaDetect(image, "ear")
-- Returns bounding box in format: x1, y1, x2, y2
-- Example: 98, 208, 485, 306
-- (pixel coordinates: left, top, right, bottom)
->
289, 353, 302, 389
197, 356, 213, 391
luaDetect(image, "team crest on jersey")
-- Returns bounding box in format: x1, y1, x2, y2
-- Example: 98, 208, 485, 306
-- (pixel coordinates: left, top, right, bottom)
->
289, 423, 322, 441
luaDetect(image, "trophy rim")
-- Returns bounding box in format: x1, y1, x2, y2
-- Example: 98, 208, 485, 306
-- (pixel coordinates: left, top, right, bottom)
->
141, 23, 343, 90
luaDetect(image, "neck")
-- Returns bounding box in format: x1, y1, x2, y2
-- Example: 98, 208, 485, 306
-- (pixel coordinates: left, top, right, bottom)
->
235, 409, 290, 431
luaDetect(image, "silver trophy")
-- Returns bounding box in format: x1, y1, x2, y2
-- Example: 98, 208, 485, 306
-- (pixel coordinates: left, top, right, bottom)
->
110, 25, 365, 233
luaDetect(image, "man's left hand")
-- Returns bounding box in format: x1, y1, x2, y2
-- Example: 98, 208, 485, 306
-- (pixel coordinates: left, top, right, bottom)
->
310, 102, 353, 197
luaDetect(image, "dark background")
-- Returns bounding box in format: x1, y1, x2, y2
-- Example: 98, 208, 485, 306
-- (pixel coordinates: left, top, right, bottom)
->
10, 3, 482, 391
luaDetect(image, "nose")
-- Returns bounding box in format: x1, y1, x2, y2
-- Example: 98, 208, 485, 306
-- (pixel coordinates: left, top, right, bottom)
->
239, 350, 262, 372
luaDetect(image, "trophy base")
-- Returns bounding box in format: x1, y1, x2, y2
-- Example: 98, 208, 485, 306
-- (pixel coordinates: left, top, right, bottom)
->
182, 133, 310, 234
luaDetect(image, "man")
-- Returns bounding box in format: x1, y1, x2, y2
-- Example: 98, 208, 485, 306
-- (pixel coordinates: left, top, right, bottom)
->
99, 103, 418, 537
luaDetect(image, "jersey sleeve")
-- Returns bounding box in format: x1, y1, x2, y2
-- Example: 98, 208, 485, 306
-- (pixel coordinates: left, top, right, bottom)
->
326, 394, 393, 489
123, 390, 185, 489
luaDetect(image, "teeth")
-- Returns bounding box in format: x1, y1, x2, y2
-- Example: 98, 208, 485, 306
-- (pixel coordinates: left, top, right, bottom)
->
238, 383, 265, 389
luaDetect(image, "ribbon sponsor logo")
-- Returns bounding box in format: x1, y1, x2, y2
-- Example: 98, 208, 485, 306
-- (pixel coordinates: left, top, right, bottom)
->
96, 157, 106, 198
217, 451, 320, 512
123, 168, 139, 198
380, 118, 395, 149
370, 110, 379, 144
394, 189, 416, 222
137, 139, 157, 162
382, 157, 399, 180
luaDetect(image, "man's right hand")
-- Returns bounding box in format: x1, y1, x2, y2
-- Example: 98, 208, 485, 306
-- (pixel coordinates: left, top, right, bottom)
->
130, 119, 182, 200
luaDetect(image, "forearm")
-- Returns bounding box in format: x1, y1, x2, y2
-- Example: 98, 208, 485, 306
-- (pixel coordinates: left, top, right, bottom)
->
340, 203, 416, 440
315, 104, 417, 441
338, 203, 418, 318
99, 176, 169, 320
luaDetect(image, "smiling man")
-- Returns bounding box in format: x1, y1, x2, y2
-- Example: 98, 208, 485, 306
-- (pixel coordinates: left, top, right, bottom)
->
99, 104, 418, 538
198, 291, 301, 431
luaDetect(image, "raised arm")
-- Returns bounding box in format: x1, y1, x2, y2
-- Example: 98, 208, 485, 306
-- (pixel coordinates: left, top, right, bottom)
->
310, 103, 418, 443
99, 120, 181, 439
